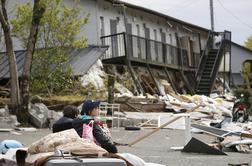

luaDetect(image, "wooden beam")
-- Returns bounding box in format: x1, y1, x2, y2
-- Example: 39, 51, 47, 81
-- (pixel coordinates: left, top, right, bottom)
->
126, 61, 146, 95
128, 116, 182, 147
146, 64, 161, 95
164, 67, 178, 94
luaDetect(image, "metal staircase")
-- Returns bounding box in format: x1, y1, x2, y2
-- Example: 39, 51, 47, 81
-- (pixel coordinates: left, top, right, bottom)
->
195, 31, 231, 96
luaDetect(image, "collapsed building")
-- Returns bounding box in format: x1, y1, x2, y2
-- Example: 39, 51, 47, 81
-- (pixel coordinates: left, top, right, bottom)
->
1, 0, 252, 97
79, 0, 232, 96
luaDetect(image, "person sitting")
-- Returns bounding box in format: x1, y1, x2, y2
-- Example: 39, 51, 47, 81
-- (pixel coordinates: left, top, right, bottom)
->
52, 105, 79, 133
72, 100, 118, 153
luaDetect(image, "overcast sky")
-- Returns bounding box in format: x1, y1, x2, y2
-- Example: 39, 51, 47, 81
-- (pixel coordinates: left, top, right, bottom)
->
123, 0, 252, 46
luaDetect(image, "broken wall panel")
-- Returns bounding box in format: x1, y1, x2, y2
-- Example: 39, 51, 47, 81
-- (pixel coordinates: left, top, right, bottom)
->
182, 137, 227, 155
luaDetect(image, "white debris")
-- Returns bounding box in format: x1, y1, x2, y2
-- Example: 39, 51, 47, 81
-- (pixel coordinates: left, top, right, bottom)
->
81, 59, 106, 89
114, 82, 133, 97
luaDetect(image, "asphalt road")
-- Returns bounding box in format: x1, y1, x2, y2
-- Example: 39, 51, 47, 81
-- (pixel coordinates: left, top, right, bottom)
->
1, 128, 251, 166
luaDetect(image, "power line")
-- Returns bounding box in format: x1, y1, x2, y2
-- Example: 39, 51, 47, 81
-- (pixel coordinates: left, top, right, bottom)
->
216, 0, 252, 30
165, 0, 189, 12
167, 0, 201, 14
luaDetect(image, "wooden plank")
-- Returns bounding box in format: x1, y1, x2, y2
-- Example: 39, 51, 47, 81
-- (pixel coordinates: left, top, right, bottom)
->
128, 116, 181, 147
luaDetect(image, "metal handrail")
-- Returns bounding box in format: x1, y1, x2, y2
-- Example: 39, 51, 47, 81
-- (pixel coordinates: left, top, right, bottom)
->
101, 32, 198, 55
100, 32, 200, 68
195, 31, 213, 85
210, 36, 225, 77
100, 32, 125, 39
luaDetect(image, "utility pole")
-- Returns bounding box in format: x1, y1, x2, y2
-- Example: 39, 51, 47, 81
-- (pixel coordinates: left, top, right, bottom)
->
210, 0, 214, 31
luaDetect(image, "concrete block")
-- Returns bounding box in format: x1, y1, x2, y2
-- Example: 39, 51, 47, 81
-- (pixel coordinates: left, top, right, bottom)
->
28, 103, 50, 128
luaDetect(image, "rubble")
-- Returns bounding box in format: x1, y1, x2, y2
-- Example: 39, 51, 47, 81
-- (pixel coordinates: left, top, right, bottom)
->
28, 103, 62, 128
109, 74, 252, 155
81, 59, 106, 90
182, 137, 227, 155
0, 86, 10, 98
0, 106, 20, 128
28, 103, 50, 128
0, 107, 8, 116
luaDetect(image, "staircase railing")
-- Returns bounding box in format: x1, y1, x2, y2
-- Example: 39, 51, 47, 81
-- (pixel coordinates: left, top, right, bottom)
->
195, 31, 213, 89
209, 33, 226, 93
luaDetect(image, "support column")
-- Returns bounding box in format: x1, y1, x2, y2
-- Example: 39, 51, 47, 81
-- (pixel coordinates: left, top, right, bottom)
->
126, 61, 145, 96
180, 71, 195, 94
107, 74, 115, 115
146, 64, 161, 95
164, 67, 178, 94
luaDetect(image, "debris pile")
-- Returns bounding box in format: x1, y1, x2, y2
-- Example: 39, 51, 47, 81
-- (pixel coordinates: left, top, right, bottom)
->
81, 59, 106, 90
110, 72, 252, 154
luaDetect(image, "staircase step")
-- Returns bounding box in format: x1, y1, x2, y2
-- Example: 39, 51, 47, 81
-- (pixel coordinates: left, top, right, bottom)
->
206, 60, 215, 63
204, 65, 213, 68
205, 64, 214, 67
200, 79, 211, 82
201, 76, 211, 79
207, 60, 216, 62
209, 52, 217, 55
210, 49, 218, 52
206, 59, 216, 62
202, 71, 212, 74
203, 68, 212, 71
197, 91, 210, 95
198, 86, 211, 89
206, 61, 215, 63
198, 83, 211, 86
202, 72, 211, 75
201, 77, 211, 79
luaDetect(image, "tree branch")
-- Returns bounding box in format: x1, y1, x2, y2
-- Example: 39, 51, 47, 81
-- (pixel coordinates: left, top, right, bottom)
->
0, 0, 8, 29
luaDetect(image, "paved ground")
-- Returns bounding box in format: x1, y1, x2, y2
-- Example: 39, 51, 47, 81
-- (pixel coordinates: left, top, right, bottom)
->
1, 128, 252, 166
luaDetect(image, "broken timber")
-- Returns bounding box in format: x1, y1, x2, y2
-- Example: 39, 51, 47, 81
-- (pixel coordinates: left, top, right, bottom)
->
146, 64, 161, 95
128, 116, 182, 147
164, 67, 178, 94
126, 60, 145, 95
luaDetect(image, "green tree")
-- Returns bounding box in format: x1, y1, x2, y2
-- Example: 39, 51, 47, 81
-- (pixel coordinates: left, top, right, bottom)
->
11, 0, 89, 94
0, 0, 21, 113
0, 0, 46, 124
245, 35, 252, 51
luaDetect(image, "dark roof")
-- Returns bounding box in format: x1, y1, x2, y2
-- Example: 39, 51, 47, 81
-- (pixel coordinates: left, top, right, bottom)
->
0, 50, 26, 79
105, 0, 210, 32
0, 45, 108, 79
69, 45, 108, 76
231, 41, 252, 54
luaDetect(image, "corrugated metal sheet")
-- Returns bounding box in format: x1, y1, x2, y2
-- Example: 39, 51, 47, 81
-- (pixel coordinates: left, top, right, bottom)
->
0, 50, 26, 79
0, 46, 108, 79
69, 45, 108, 76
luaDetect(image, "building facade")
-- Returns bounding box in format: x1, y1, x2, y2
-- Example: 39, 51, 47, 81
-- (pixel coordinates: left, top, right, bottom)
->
1, 0, 233, 95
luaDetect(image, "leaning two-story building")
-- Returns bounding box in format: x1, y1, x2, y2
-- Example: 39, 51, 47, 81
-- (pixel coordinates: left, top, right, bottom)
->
0, 0, 235, 96
73, 0, 231, 95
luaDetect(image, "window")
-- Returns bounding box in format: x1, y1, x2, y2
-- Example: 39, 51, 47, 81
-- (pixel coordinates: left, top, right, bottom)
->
154, 29, 157, 41
100, 16, 105, 37
153, 29, 158, 61
136, 24, 141, 57
136, 24, 140, 36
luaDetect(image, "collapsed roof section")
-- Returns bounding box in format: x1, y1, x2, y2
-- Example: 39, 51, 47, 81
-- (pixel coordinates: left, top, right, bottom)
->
0, 45, 108, 80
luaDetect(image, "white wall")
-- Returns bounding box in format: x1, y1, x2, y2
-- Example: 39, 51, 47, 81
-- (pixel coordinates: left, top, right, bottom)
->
230, 43, 252, 85
4, 0, 208, 52
96, 0, 204, 46
94, 0, 206, 63
64, 0, 99, 45
231, 44, 252, 74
